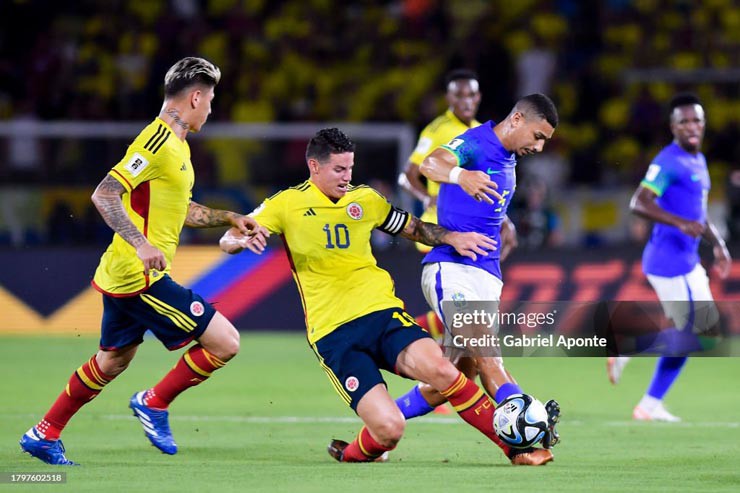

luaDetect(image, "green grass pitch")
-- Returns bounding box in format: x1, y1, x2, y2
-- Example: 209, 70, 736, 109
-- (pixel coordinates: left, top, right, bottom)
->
1, 334, 739, 492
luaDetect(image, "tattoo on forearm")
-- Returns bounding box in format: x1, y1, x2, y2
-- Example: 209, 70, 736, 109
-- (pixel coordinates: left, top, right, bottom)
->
165, 108, 190, 131
400, 216, 448, 246
93, 175, 146, 247
186, 201, 238, 228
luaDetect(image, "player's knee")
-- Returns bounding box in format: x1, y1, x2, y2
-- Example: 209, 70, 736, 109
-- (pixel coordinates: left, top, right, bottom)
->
456, 357, 479, 379
429, 357, 460, 386
373, 413, 405, 446
216, 333, 240, 362
201, 318, 240, 362
98, 356, 131, 377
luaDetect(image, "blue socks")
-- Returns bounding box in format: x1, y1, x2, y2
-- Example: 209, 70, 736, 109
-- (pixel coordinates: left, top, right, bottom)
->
494, 382, 523, 404
395, 386, 434, 419
629, 326, 715, 356
647, 356, 688, 399
396, 381, 525, 419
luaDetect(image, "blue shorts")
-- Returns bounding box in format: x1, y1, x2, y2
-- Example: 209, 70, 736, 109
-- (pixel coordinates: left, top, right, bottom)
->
100, 275, 216, 351
311, 307, 432, 411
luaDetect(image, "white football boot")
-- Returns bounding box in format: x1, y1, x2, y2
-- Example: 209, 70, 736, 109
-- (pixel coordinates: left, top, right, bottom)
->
633, 396, 681, 422
606, 356, 631, 385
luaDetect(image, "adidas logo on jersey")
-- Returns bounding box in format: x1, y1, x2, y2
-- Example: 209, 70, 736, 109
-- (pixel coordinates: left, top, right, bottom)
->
180, 163, 187, 171
303, 208, 317, 216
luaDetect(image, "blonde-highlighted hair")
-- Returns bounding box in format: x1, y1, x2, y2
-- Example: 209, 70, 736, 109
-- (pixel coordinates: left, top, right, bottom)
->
164, 57, 221, 97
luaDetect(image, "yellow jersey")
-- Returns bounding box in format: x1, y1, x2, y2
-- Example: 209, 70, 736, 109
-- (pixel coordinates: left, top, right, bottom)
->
408, 109, 479, 251
93, 118, 194, 296
252, 180, 411, 344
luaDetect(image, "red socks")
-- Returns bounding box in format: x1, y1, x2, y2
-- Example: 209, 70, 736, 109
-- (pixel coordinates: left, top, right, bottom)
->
341, 426, 394, 462
35, 345, 226, 440
341, 373, 510, 462
144, 344, 225, 410
415, 311, 444, 339
441, 372, 511, 455
38, 355, 114, 440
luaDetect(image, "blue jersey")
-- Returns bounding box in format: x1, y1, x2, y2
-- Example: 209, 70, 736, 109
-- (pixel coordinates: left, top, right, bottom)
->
641, 142, 710, 277
422, 121, 516, 280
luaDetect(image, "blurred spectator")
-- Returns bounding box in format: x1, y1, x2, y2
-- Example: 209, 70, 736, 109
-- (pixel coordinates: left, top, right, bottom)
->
729, 168, 740, 241
509, 178, 563, 250
369, 178, 396, 251
515, 33, 557, 98
5, 100, 44, 182
0, 0, 737, 249
46, 199, 80, 245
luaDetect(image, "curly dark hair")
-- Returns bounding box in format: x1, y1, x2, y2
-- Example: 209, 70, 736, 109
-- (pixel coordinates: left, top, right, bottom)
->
305, 128, 356, 163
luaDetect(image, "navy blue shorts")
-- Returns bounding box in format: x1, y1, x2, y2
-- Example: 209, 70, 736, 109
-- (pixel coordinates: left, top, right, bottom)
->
312, 307, 432, 411
100, 275, 216, 351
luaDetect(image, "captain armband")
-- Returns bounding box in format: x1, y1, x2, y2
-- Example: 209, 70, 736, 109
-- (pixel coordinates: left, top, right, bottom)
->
379, 207, 410, 235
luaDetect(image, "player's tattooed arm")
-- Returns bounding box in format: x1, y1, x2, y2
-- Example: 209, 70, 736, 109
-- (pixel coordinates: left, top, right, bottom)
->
91, 175, 147, 248
91, 174, 166, 274
186, 201, 240, 228
400, 216, 497, 261
400, 216, 448, 246
186, 201, 262, 234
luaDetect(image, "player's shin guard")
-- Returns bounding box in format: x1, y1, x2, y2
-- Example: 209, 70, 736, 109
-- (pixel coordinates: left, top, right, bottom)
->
38, 355, 114, 440
144, 344, 225, 409
441, 372, 510, 456
341, 427, 395, 462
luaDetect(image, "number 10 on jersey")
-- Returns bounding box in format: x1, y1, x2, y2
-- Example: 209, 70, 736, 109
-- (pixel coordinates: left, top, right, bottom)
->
323, 223, 350, 249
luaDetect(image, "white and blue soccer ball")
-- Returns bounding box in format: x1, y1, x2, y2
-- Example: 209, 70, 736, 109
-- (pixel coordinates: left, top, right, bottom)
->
493, 393, 548, 449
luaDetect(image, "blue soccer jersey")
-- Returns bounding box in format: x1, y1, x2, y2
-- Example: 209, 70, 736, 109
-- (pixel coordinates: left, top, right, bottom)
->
422, 121, 516, 280
641, 142, 710, 277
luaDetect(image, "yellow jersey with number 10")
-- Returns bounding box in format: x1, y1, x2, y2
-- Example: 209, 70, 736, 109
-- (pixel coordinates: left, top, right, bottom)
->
252, 180, 411, 344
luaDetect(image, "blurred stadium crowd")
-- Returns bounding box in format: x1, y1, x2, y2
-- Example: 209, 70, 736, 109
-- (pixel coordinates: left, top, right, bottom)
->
0, 0, 738, 246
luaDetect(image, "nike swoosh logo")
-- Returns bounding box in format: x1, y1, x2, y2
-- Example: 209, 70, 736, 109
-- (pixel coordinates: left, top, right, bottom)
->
486, 168, 501, 175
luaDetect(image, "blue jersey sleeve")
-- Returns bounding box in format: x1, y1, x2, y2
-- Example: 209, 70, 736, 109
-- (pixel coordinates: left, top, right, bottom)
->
640, 160, 674, 197
440, 134, 478, 169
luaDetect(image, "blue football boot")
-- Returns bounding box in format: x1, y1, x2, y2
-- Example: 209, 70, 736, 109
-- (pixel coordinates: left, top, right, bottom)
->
129, 391, 177, 455
20, 428, 77, 465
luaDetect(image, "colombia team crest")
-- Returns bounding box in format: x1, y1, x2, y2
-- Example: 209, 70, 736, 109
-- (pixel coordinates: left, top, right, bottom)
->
345, 376, 359, 392
346, 202, 363, 220
190, 301, 205, 316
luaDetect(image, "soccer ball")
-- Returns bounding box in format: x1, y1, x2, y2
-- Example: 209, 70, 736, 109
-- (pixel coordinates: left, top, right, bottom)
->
493, 393, 548, 449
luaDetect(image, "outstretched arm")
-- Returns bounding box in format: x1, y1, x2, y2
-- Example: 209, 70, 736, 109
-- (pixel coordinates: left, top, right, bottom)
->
219, 225, 270, 255
629, 186, 705, 237
420, 148, 502, 204
186, 201, 260, 234
91, 174, 165, 274
399, 215, 497, 261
